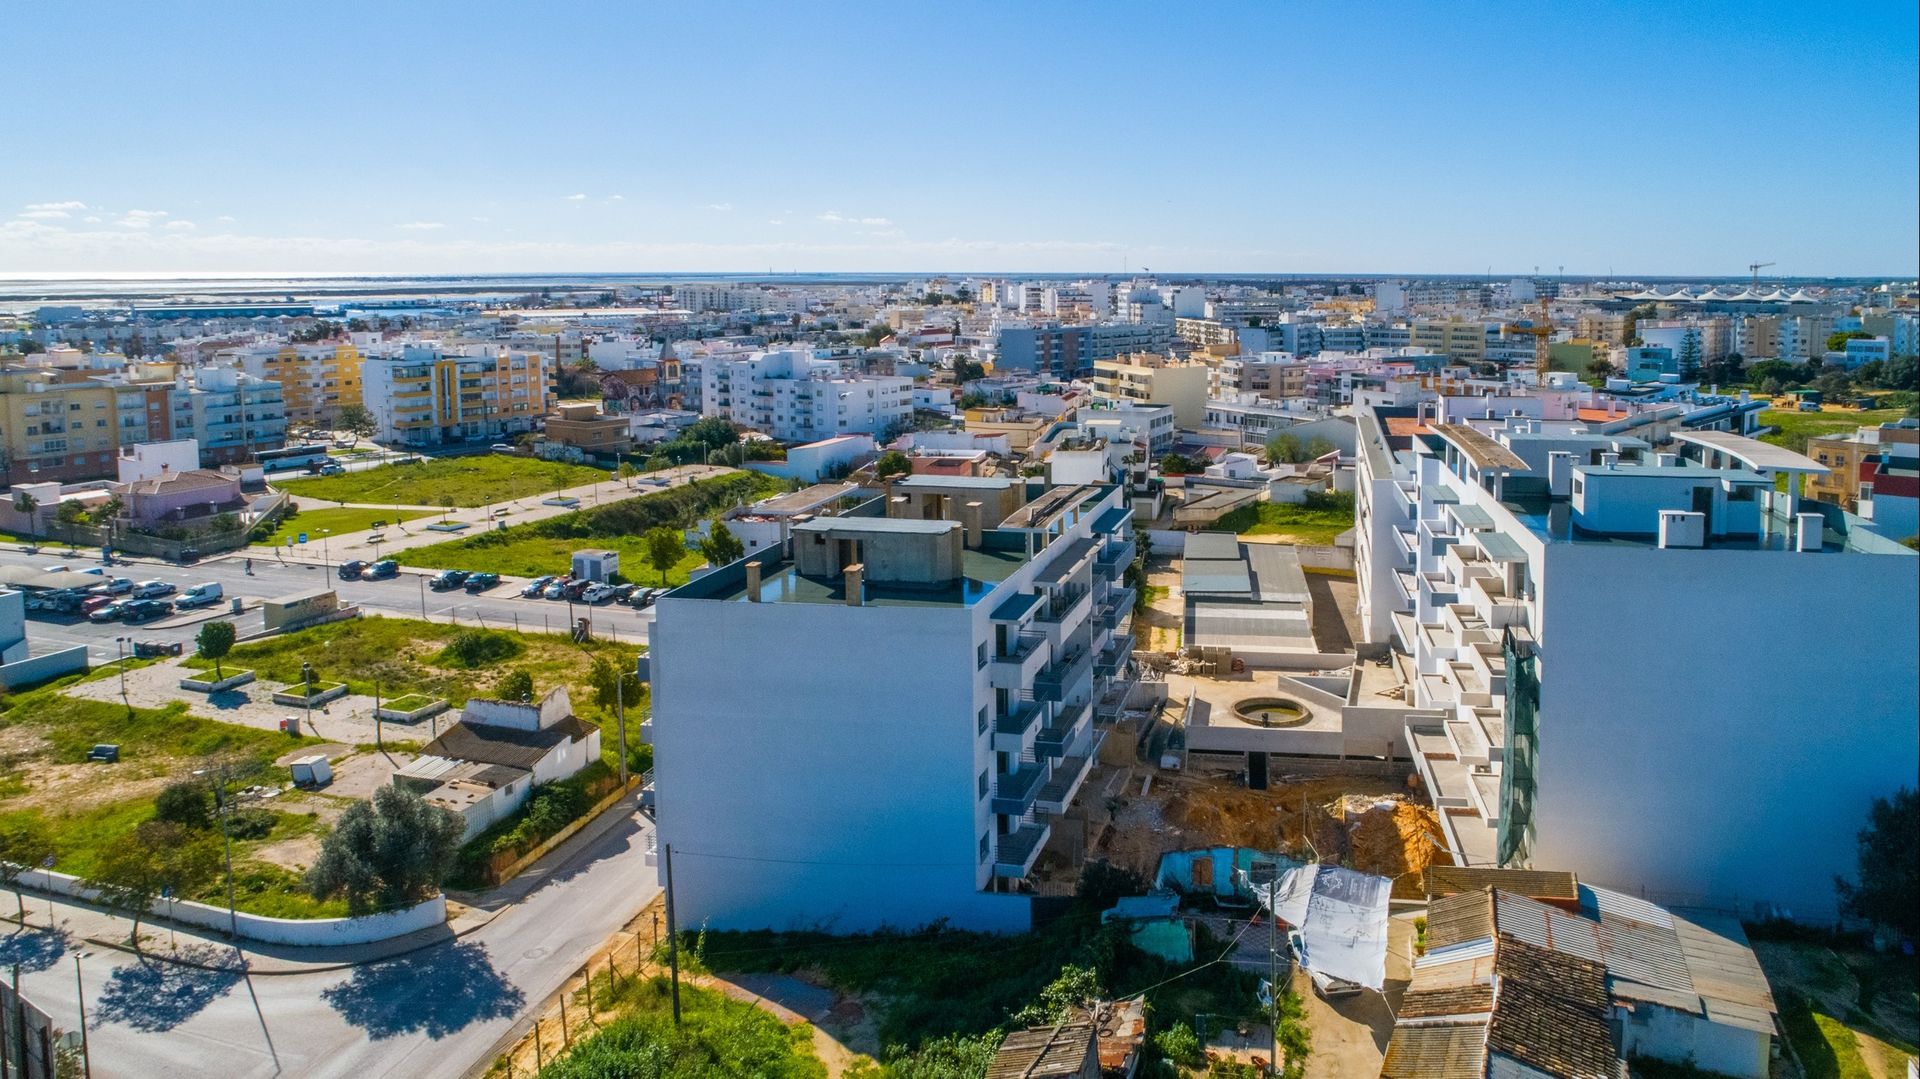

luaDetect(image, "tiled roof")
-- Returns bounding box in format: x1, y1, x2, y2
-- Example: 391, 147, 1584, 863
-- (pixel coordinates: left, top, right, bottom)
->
1424, 890, 1495, 951
1379, 1020, 1487, 1079
1486, 935, 1616, 1079
1425, 866, 1577, 903
419, 715, 597, 771
986, 1023, 1094, 1079
1398, 983, 1494, 1019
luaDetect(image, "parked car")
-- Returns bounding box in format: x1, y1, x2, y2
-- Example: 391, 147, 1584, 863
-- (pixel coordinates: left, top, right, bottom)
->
520, 575, 557, 598
562, 579, 593, 601
464, 572, 501, 593
362, 560, 400, 580
80, 595, 116, 616
338, 560, 370, 580
133, 640, 183, 658
633, 587, 664, 609
429, 569, 471, 590
610, 583, 638, 602
122, 598, 174, 622
177, 546, 200, 564
490, 443, 517, 454
541, 581, 570, 599
88, 601, 130, 623
175, 582, 225, 609
101, 577, 135, 595
581, 583, 616, 604
131, 580, 176, 599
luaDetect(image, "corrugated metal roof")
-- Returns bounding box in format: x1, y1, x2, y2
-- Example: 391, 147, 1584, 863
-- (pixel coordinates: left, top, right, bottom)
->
1380, 1020, 1487, 1079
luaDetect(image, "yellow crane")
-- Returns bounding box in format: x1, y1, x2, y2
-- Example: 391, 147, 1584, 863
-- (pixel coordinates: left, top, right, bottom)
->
1504, 296, 1553, 382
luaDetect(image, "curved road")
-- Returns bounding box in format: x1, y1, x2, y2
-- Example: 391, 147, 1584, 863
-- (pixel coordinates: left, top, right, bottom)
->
10, 801, 659, 1079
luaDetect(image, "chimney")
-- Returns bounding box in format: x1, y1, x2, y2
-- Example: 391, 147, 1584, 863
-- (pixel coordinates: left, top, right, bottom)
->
745, 560, 762, 602
1547, 451, 1575, 497
1794, 512, 1823, 553
1600, 452, 1619, 469
961, 500, 984, 548
1655, 452, 1679, 467
844, 563, 865, 606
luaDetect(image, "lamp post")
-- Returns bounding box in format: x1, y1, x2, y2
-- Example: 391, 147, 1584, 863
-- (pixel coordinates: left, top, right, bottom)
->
115, 636, 130, 717
192, 764, 240, 940
321, 528, 331, 575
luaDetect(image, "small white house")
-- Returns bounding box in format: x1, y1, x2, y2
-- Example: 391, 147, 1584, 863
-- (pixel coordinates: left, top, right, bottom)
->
571, 549, 621, 583
395, 687, 603, 841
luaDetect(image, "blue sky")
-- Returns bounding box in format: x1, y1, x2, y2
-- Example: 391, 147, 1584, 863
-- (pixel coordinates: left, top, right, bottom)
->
4, 0, 1915, 276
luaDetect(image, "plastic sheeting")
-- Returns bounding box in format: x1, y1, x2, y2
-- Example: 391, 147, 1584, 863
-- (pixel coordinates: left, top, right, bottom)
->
1251, 864, 1392, 990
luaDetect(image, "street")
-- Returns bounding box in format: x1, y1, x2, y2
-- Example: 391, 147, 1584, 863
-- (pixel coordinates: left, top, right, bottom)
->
6, 546, 658, 665
8, 798, 661, 1079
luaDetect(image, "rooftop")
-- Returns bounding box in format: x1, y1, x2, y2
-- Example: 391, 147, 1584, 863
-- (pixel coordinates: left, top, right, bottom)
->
1430, 423, 1527, 471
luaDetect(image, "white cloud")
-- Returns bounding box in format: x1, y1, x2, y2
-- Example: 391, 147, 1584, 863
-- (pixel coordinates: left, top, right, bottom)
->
25, 201, 87, 212
817, 210, 892, 227
214, 215, 236, 224
82, 216, 102, 224
471, 216, 492, 223
767, 219, 785, 226
116, 209, 169, 229
705, 202, 734, 212
164, 220, 197, 230
395, 221, 446, 231
564, 193, 588, 201
19, 209, 70, 220
606, 195, 625, 202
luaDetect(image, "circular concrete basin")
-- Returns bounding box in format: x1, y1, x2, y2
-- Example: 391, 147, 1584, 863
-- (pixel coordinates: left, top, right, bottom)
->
1234, 697, 1310, 728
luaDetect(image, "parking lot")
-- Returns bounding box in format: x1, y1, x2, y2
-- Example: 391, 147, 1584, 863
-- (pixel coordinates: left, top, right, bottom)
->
5, 543, 658, 667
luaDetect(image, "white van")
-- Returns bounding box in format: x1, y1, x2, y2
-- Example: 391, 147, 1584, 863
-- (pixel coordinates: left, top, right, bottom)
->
176, 582, 224, 608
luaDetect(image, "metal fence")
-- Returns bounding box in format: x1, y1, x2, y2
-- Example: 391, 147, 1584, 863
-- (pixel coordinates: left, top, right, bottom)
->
42, 490, 292, 561
1, 968, 78, 1079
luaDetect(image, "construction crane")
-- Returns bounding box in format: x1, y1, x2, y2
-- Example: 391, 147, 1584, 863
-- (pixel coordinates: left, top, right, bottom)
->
1504, 296, 1553, 382
1748, 261, 1776, 290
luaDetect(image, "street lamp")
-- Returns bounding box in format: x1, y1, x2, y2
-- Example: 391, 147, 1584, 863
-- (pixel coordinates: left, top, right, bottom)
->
321, 528, 331, 575
115, 636, 131, 716
191, 764, 241, 940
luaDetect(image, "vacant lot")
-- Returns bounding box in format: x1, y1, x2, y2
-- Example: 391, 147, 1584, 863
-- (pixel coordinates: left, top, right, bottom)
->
397, 470, 780, 579
1758, 408, 1911, 454
1754, 936, 1917, 1079
278, 455, 611, 507
1216, 491, 1355, 546
255, 506, 429, 545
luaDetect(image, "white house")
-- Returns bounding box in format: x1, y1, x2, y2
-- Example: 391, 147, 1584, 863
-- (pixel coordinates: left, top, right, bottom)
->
396, 687, 602, 841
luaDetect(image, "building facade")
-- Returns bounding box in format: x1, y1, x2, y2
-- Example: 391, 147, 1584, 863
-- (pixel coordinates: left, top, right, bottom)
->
361, 345, 553, 446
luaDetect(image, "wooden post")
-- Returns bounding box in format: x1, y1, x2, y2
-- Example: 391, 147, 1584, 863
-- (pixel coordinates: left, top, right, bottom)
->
560, 995, 570, 1046
534, 1022, 544, 1068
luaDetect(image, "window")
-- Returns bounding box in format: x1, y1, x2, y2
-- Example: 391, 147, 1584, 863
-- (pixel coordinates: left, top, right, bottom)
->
976, 641, 988, 669
979, 833, 991, 863
977, 705, 988, 735
977, 770, 989, 800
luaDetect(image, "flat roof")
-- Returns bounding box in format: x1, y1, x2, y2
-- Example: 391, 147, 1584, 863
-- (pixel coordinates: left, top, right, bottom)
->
750, 482, 858, 515
790, 516, 957, 536
1182, 558, 1252, 594
1451, 504, 1496, 530
1673, 429, 1828, 474
1182, 532, 1243, 560
893, 474, 1015, 490
1430, 423, 1528, 471
1476, 532, 1528, 564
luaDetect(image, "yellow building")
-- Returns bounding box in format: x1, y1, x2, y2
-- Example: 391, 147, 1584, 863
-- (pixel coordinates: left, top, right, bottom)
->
236, 342, 363, 427
1090, 352, 1210, 428
0, 362, 180, 485
1410, 318, 1490, 363
362, 347, 553, 446
963, 406, 1053, 452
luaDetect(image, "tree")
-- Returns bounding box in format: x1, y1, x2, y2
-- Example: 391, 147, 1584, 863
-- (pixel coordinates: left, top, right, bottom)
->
1881, 354, 1917, 392
495, 668, 534, 702
1586, 357, 1615, 382
1826, 330, 1872, 353
1745, 359, 1803, 389
89, 494, 124, 527
85, 821, 220, 946
1676, 329, 1703, 381
1010, 965, 1102, 1027
874, 450, 912, 479
1306, 436, 1337, 460
589, 656, 643, 715
154, 781, 214, 830
699, 521, 744, 566
616, 461, 639, 488
1813, 365, 1854, 402
952, 356, 987, 384
196, 620, 237, 678
336, 403, 377, 443
642, 526, 686, 585
682, 416, 740, 451
1160, 452, 1194, 475
1835, 787, 1918, 939
54, 500, 90, 528
0, 818, 54, 924
307, 786, 463, 915
1265, 433, 1302, 465
11, 492, 37, 537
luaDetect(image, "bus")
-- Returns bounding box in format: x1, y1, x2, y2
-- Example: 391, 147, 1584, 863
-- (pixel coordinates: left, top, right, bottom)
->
255, 443, 331, 472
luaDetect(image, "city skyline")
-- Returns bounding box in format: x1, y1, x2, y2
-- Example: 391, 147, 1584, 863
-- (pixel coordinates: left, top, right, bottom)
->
4, 0, 1917, 277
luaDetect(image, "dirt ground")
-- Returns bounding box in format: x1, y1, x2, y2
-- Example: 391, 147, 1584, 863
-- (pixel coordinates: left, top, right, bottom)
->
1753, 939, 1919, 1079
1302, 571, 1361, 654
1137, 557, 1185, 652
0, 721, 178, 815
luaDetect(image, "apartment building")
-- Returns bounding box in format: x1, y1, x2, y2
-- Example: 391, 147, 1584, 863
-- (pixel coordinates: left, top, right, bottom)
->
1732, 315, 1780, 360
993, 321, 1174, 377
361, 345, 553, 446
1807, 420, 1920, 537
1089, 352, 1209, 428
232, 340, 364, 426
649, 477, 1138, 931
173, 365, 289, 465
1410, 319, 1493, 363
700, 348, 911, 442
1216, 353, 1307, 400
1354, 406, 1918, 918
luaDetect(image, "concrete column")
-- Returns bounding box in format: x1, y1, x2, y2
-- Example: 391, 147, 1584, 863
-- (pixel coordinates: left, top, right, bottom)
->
745, 561, 762, 602
844, 563, 864, 606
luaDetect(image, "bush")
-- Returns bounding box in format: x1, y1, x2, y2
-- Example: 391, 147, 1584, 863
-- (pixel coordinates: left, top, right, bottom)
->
226, 807, 276, 840
153, 781, 213, 829
435, 629, 524, 669
494, 668, 534, 702
1153, 1022, 1204, 1070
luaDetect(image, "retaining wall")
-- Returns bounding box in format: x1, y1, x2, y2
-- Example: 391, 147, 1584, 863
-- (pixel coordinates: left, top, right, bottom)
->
0, 646, 89, 690
17, 867, 446, 947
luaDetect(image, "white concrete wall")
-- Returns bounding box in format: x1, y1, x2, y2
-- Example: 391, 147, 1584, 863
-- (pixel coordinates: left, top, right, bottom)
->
19, 867, 446, 946
652, 596, 1031, 933
1620, 1000, 1770, 1079
1534, 541, 1919, 918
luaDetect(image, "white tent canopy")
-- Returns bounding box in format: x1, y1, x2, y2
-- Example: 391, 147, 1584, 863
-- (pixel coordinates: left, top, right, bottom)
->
1252, 864, 1392, 990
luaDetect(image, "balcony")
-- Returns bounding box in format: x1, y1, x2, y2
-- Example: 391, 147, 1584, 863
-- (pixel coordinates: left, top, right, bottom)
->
1095, 536, 1136, 578
991, 631, 1049, 690
1095, 634, 1135, 677
1036, 750, 1096, 815
992, 700, 1043, 754
1034, 647, 1092, 703
1036, 584, 1090, 627
993, 820, 1050, 879
991, 764, 1047, 816
1096, 587, 1135, 630
1034, 701, 1089, 758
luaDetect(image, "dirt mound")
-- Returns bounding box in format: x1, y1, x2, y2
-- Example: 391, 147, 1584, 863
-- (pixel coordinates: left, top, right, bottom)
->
1347, 800, 1449, 894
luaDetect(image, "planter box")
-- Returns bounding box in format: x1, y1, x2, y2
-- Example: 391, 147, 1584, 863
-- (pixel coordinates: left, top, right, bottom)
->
376, 695, 448, 723
271, 681, 349, 707
179, 669, 255, 693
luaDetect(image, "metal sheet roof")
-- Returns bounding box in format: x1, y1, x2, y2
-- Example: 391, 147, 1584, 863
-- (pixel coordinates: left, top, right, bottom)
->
1673, 429, 1828, 474
1181, 559, 1251, 595
1182, 532, 1243, 560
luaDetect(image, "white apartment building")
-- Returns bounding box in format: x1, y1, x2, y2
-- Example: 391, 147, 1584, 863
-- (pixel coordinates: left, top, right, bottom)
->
1353, 405, 1918, 918
649, 477, 1139, 931
700, 348, 912, 442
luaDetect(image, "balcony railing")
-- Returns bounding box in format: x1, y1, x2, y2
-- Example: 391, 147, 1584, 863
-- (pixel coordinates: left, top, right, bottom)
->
1035, 701, 1089, 758
993, 821, 1050, 879
992, 700, 1043, 752
1036, 751, 1095, 815
1034, 647, 1091, 703
991, 764, 1047, 817
1036, 585, 1089, 625
1096, 536, 1136, 574
1095, 634, 1136, 677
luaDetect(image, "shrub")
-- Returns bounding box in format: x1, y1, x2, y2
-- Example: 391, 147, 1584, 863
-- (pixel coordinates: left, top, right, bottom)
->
435, 629, 524, 669
226, 807, 276, 840
153, 780, 213, 829
494, 668, 534, 702
1153, 1022, 1204, 1070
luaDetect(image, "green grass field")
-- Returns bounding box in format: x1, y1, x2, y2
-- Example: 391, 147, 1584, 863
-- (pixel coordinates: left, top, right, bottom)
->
401, 530, 705, 582
1214, 491, 1356, 546
254, 506, 429, 546
1757, 408, 1911, 454
277, 455, 611, 507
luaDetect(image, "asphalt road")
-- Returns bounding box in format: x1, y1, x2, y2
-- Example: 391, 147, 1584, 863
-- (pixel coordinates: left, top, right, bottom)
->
11, 799, 662, 1079
7, 546, 657, 664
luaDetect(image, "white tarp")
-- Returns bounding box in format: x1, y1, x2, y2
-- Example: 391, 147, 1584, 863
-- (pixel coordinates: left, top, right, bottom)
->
1252, 864, 1391, 990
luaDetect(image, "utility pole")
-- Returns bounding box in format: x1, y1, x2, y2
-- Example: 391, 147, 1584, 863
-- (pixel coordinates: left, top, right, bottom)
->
74, 955, 91, 1079
663, 843, 682, 1025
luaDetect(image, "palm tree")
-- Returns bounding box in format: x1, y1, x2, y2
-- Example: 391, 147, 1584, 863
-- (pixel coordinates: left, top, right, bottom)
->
11, 492, 38, 538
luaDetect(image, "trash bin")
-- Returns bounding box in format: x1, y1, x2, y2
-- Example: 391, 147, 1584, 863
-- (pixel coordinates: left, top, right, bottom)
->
231, 597, 244, 614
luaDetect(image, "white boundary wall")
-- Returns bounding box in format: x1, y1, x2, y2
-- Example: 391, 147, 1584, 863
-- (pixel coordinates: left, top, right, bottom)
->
18, 867, 446, 946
